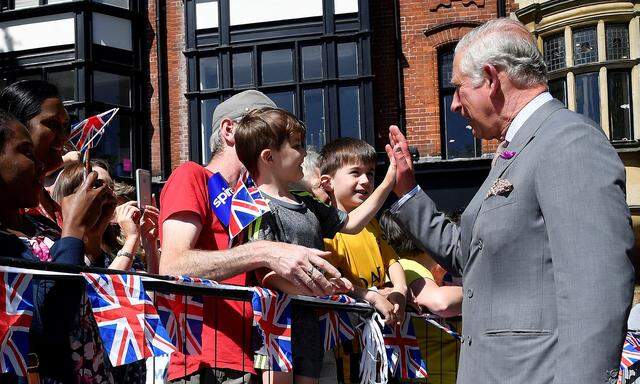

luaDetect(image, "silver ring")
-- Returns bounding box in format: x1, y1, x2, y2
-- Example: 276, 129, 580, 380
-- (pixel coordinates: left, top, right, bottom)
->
304, 266, 314, 279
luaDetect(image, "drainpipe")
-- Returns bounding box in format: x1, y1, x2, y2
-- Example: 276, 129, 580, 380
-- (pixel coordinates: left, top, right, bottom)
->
497, 0, 507, 18
393, 0, 406, 133
155, 0, 171, 179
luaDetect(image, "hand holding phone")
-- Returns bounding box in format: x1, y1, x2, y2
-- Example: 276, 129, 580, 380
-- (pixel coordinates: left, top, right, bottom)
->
136, 169, 152, 211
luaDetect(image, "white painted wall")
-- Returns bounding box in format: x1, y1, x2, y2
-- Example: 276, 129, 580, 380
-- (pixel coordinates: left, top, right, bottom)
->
229, 0, 322, 26
0, 14, 75, 53
196, 0, 219, 29
93, 13, 132, 51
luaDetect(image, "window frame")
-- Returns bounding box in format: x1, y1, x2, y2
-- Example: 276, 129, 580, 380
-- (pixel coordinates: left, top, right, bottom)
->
184, 0, 374, 164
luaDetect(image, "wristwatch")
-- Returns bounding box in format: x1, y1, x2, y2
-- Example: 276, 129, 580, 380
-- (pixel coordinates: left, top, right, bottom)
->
116, 250, 134, 260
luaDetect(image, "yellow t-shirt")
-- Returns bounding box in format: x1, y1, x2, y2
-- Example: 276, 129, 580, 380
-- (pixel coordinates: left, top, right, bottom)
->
324, 219, 398, 289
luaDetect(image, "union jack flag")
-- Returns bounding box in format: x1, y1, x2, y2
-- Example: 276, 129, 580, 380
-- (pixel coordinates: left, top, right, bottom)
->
170, 275, 217, 287
83, 273, 175, 366
251, 287, 293, 372
317, 294, 357, 305
229, 179, 262, 238
244, 175, 269, 214
68, 108, 119, 153
155, 293, 203, 355
383, 314, 428, 379
0, 272, 33, 377
619, 331, 640, 383
318, 310, 355, 351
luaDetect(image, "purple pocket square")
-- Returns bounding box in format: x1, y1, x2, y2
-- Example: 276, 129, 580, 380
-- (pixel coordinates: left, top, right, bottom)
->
486, 178, 514, 199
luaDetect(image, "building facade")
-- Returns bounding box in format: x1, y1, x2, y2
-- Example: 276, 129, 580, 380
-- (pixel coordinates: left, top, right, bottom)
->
0, 0, 637, 261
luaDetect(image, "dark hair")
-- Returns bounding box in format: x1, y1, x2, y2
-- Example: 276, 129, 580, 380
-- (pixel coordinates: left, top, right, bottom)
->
235, 107, 306, 178
0, 80, 60, 127
319, 137, 377, 177
0, 108, 19, 153
51, 159, 111, 203
379, 210, 422, 256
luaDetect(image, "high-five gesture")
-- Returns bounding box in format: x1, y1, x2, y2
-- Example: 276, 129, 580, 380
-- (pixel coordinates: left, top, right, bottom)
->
385, 125, 416, 197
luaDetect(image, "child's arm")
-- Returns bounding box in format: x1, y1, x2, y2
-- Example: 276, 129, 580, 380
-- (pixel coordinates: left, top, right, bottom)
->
412, 278, 462, 318
350, 286, 399, 325
340, 152, 397, 235
386, 261, 408, 324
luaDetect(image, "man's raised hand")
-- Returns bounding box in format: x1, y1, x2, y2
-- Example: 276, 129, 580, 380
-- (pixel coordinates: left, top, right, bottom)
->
385, 125, 416, 197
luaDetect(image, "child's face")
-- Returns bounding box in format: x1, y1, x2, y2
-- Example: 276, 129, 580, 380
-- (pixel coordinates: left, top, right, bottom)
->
330, 160, 375, 212
271, 131, 306, 184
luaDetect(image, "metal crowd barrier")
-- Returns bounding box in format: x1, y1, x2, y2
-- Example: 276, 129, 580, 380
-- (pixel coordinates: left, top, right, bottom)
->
0, 257, 460, 384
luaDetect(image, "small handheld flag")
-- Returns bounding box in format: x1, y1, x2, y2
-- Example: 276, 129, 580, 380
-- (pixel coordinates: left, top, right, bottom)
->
69, 108, 119, 153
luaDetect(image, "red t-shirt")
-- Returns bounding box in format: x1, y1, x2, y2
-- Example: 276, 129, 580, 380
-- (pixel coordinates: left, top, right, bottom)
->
159, 161, 254, 380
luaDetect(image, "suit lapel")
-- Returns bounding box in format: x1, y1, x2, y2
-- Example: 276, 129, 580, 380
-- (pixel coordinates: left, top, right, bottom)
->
463, 99, 565, 253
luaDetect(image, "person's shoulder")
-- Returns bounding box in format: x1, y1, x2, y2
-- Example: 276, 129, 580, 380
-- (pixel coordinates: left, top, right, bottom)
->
291, 190, 331, 208
169, 161, 209, 178
539, 106, 607, 144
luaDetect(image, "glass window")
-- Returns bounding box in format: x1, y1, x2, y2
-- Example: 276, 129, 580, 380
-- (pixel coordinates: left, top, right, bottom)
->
93, 114, 132, 177
335, 0, 358, 14
443, 94, 474, 159
47, 70, 75, 101
606, 24, 630, 61
261, 48, 293, 84
543, 33, 566, 71
439, 51, 454, 88
608, 70, 633, 141
93, 0, 129, 8
229, 0, 322, 26
338, 86, 360, 138
575, 72, 600, 125
573, 27, 598, 65
303, 88, 325, 149
548, 78, 567, 106
13, 0, 38, 9
93, 71, 131, 106
337, 42, 358, 77
266, 90, 295, 114
301, 45, 323, 80
232, 51, 253, 87
199, 56, 219, 90
93, 13, 132, 51
201, 98, 220, 161
195, 0, 218, 30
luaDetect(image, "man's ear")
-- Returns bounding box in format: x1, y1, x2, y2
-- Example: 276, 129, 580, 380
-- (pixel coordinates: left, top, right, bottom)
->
483, 64, 501, 97
320, 174, 333, 193
259, 148, 273, 167
220, 118, 236, 146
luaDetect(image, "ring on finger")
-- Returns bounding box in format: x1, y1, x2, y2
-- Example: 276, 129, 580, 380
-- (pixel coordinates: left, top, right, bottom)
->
304, 266, 314, 278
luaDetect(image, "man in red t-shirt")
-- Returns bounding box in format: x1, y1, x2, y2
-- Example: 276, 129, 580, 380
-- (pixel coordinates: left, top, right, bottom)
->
159, 90, 342, 382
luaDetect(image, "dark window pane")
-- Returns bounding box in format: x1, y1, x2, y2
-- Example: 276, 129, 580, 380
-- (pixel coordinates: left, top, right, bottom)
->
303, 88, 325, 149
606, 24, 630, 60
232, 51, 253, 87
16, 73, 41, 82
47, 70, 75, 101
573, 27, 598, 65
301, 45, 323, 80
199, 56, 219, 90
575, 72, 600, 125
93, 71, 131, 106
338, 86, 360, 138
548, 78, 567, 106
93, 114, 132, 177
266, 91, 295, 114
337, 42, 358, 77
543, 33, 566, 71
262, 48, 293, 84
608, 71, 633, 140
201, 98, 220, 162
442, 94, 475, 159
439, 50, 454, 88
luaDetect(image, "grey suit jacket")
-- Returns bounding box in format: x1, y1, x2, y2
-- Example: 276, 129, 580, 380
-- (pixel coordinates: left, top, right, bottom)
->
393, 99, 635, 383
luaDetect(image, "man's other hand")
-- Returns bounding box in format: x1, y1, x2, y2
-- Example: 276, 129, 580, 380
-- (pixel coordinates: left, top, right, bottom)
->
267, 242, 341, 297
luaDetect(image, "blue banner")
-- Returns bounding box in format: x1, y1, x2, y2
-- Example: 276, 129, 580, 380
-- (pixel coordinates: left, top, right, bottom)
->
207, 172, 234, 227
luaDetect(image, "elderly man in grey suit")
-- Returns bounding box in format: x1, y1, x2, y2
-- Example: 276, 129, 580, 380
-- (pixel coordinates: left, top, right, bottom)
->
387, 18, 634, 383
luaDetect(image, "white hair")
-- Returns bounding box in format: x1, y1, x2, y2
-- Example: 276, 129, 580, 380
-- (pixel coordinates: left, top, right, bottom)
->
455, 18, 547, 88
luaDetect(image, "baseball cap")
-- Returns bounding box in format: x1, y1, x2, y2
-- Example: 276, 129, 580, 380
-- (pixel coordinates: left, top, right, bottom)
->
211, 90, 277, 133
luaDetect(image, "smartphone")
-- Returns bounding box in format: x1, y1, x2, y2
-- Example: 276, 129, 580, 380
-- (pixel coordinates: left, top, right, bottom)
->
136, 169, 152, 210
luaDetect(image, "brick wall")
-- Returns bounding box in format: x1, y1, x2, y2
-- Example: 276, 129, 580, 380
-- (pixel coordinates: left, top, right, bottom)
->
146, 0, 190, 177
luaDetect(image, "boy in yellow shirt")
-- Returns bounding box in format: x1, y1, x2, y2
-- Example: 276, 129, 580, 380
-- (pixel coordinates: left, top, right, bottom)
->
320, 137, 407, 322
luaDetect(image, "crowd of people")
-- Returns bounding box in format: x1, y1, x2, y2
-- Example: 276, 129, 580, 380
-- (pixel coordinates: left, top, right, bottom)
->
0, 17, 635, 384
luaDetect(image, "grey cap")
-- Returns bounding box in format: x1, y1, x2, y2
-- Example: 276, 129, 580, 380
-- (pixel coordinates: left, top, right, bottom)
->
211, 90, 276, 133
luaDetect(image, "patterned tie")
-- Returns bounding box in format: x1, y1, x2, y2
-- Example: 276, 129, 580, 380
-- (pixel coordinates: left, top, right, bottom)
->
491, 140, 509, 167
